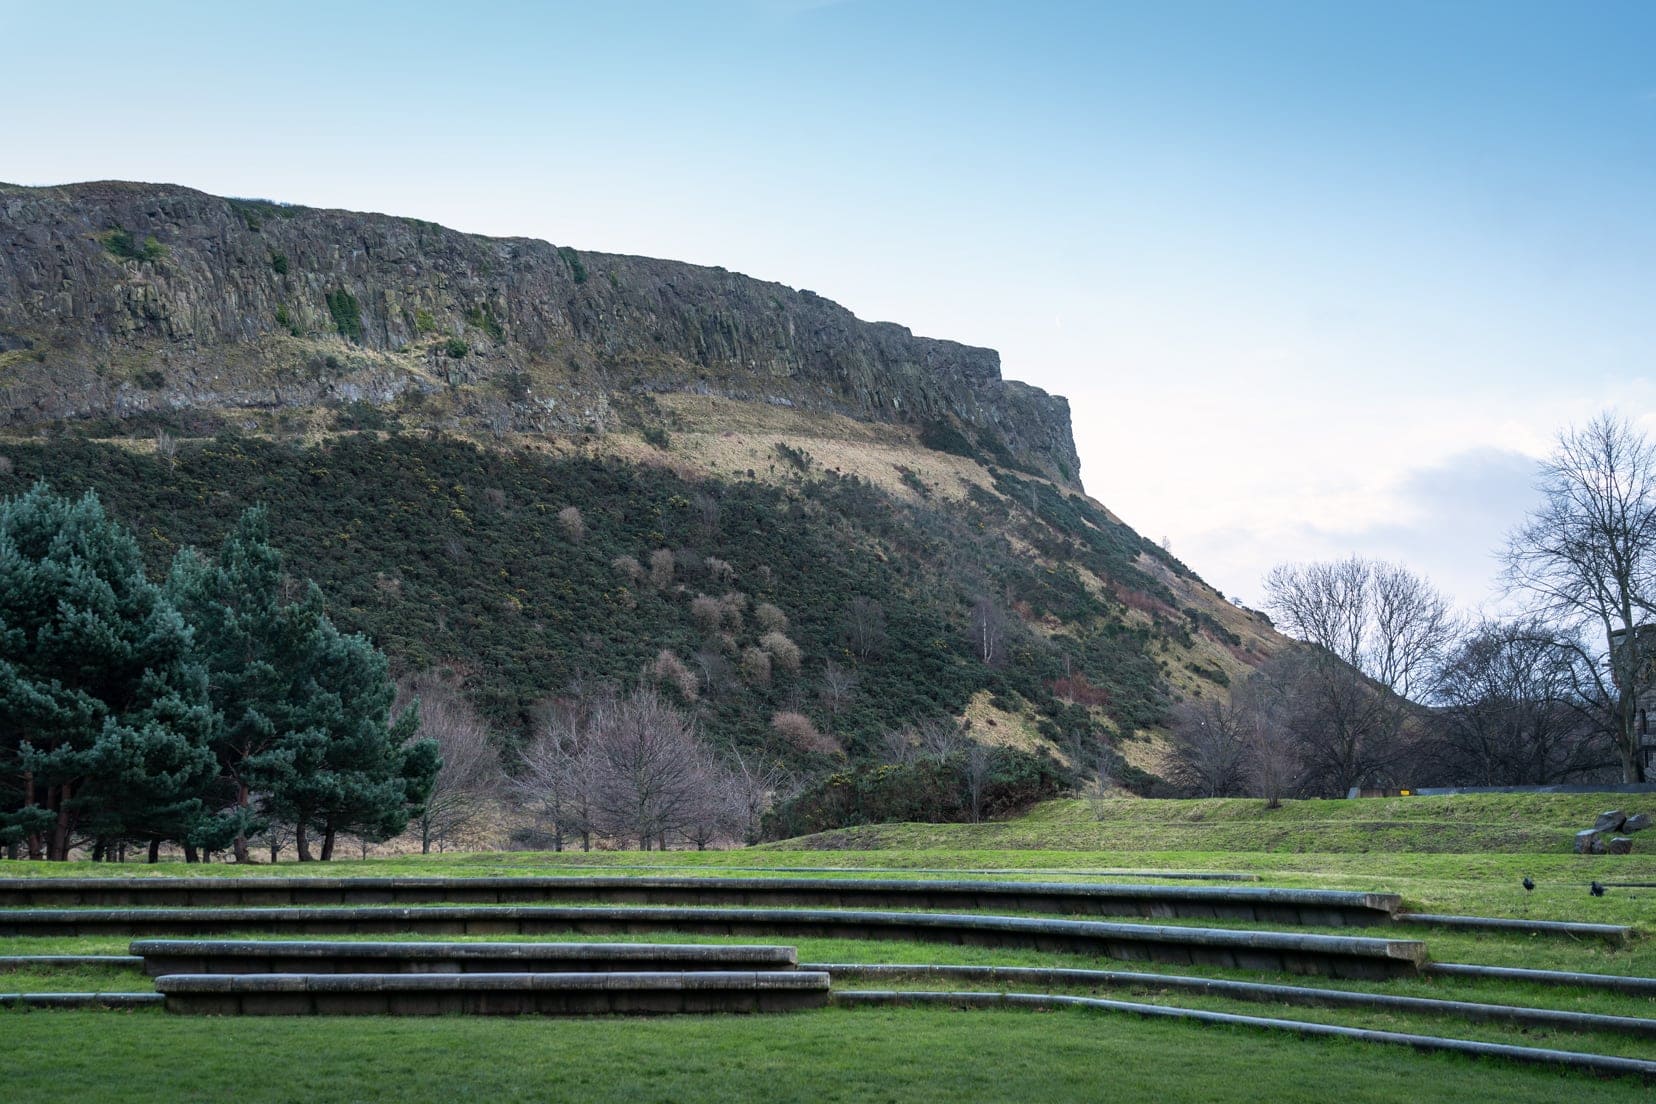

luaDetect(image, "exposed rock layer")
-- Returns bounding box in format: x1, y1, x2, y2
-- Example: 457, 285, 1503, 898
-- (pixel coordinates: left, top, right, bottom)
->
0, 181, 1080, 486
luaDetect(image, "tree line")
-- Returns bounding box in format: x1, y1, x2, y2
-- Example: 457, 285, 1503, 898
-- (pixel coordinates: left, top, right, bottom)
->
0, 485, 438, 861
1167, 412, 1656, 799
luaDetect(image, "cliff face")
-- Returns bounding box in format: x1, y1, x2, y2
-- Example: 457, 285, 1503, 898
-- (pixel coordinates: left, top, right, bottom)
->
0, 181, 1081, 486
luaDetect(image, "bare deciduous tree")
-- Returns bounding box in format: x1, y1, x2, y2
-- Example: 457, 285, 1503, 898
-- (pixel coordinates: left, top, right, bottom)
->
771, 711, 837, 755
584, 687, 710, 850
1503, 412, 1656, 781
1166, 697, 1250, 797
1427, 620, 1609, 785
395, 669, 504, 853
818, 661, 859, 730
1264, 556, 1455, 794
689, 594, 724, 634
964, 741, 993, 823
647, 649, 700, 703
740, 647, 772, 687
842, 596, 887, 659
556, 506, 586, 543
612, 555, 644, 584
1233, 661, 1299, 809
760, 631, 802, 673
725, 747, 791, 844
970, 596, 1008, 667
648, 548, 676, 589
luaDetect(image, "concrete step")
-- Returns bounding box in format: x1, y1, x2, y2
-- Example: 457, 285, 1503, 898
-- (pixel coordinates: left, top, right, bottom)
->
0, 876, 1399, 926
155, 970, 830, 1016
132, 939, 799, 977
0, 905, 1427, 979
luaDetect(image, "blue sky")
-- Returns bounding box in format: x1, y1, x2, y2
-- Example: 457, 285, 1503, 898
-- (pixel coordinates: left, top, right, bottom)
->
4, 1, 1654, 612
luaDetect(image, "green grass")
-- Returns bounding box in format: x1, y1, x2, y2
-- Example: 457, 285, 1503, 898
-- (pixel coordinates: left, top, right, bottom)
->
2, 1007, 1649, 1103
781, 794, 1656, 853
5, 793, 1656, 1096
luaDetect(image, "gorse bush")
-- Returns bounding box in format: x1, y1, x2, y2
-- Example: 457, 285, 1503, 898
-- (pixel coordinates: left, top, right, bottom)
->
0, 432, 1173, 828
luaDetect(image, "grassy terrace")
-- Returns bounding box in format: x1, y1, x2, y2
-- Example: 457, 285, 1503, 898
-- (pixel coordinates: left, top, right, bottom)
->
4, 793, 1656, 1100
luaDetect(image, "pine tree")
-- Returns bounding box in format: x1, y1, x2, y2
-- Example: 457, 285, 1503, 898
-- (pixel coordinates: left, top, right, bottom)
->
172, 507, 438, 861
265, 619, 438, 860
0, 484, 215, 860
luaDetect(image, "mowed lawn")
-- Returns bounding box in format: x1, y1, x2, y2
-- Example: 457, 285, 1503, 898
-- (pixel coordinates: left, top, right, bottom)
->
4, 792, 1656, 1100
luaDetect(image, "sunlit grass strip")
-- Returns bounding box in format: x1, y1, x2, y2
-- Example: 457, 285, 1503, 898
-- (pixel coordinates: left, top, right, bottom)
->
831, 990, 1656, 1082
808, 962, 1656, 1038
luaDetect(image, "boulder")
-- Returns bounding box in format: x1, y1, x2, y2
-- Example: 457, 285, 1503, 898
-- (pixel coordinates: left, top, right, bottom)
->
1594, 810, 1627, 832
1608, 837, 1634, 855
1623, 813, 1652, 833
1575, 829, 1602, 854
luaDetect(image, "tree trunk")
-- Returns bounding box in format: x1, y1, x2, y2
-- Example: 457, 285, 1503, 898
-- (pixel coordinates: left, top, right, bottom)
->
183, 843, 199, 863
321, 827, 336, 861
49, 784, 72, 861
233, 783, 252, 863
296, 822, 313, 862
421, 816, 432, 855
148, 839, 161, 864
91, 839, 105, 862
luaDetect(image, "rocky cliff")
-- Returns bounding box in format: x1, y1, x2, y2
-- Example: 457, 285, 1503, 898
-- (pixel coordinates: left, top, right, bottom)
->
0, 181, 1080, 486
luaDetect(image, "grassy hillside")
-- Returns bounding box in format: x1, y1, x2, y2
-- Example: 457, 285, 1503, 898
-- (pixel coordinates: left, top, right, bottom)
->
0, 425, 1270, 784
774, 793, 1653, 854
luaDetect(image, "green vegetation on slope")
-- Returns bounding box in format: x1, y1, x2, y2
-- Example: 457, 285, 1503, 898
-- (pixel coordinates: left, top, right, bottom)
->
0, 433, 1176, 777
778, 793, 1655, 854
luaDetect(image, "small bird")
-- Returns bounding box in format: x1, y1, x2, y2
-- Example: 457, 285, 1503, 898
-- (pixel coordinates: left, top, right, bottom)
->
1522, 877, 1535, 892
1590, 881, 1606, 898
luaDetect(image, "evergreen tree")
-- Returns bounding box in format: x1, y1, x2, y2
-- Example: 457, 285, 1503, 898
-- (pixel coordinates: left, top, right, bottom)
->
169, 507, 320, 861
0, 484, 215, 860
172, 507, 438, 861
265, 619, 438, 860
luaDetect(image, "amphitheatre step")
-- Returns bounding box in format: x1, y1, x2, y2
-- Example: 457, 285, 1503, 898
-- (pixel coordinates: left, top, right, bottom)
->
0, 954, 142, 969
131, 939, 799, 977
806, 962, 1656, 1038
830, 990, 1656, 1083
0, 992, 162, 1009
1397, 913, 1633, 944
0, 905, 1427, 979
0, 876, 1398, 925
1426, 962, 1656, 995
154, 970, 830, 1016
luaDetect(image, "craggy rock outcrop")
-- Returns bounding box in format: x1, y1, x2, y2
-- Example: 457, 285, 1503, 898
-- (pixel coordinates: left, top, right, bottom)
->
0, 181, 1081, 485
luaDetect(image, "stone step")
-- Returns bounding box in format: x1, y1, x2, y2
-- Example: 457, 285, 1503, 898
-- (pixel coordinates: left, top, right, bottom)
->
0, 876, 1398, 926
0, 905, 1427, 979
807, 962, 1656, 1038
154, 970, 830, 1016
131, 939, 799, 977
1397, 913, 1632, 944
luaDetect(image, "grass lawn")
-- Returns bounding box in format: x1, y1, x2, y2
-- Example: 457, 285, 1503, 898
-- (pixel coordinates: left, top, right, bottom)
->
4, 1005, 1652, 1104
3, 792, 1655, 1099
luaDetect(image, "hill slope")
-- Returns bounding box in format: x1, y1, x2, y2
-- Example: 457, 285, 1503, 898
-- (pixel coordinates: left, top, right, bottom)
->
0, 181, 1288, 801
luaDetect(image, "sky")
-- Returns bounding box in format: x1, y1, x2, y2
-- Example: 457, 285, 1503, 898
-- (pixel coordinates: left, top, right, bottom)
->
4, 0, 1654, 615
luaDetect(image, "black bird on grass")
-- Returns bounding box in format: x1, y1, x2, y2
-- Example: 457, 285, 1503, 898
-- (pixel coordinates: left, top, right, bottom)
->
1522, 876, 1535, 892
1590, 881, 1606, 898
